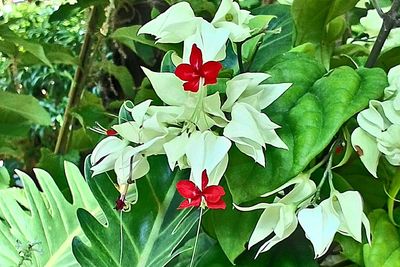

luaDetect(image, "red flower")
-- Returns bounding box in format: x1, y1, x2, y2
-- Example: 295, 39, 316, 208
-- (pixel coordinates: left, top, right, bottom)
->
174, 44, 222, 93
176, 170, 226, 209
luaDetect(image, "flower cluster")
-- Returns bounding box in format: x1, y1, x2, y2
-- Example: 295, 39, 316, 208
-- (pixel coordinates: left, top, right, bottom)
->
89, 0, 290, 210
351, 65, 400, 177
236, 173, 370, 258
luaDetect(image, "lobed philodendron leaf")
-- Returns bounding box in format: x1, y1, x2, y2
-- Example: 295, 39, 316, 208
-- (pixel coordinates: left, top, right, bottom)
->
72, 155, 199, 267
0, 162, 101, 267
226, 53, 388, 203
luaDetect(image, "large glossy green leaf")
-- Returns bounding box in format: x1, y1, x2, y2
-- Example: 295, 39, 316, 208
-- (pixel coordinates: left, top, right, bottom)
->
72, 155, 199, 267
0, 162, 101, 266
248, 4, 293, 71
363, 209, 400, 266
226, 53, 388, 203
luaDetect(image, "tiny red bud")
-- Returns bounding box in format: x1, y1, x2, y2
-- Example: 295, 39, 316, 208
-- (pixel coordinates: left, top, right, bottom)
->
106, 129, 118, 136
115, 198, 125, 211
335, 146, 343, 154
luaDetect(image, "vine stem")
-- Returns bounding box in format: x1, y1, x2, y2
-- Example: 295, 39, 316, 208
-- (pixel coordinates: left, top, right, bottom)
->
54, 6, 100, 154
190, 208, 203, 267
365, 0, 400, 68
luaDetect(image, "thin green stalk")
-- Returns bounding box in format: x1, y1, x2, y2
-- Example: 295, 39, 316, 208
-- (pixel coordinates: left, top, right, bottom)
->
54, 6, 100, 154
237, 42, 244, 73
190, 208, 203, 267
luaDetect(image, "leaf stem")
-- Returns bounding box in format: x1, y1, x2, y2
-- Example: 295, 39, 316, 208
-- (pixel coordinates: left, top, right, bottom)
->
237, 42, 244, 73
54, 6, 100, 154
190, 208, 203, 267
365, 0, 400, 67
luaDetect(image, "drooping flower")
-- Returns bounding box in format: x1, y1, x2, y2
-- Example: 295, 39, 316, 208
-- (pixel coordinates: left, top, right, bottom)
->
235, 173, 316, 257
176, 170, 226, 209
175, 44, 222, 92
298, 190, 370, 258
298, 201, 340, 258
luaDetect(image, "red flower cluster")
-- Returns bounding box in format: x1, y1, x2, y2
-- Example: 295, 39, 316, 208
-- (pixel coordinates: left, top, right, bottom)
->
175, 44, 222, 92
176, 170, 226, 209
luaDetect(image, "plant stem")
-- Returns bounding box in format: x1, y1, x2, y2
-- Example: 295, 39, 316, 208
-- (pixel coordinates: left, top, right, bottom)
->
365, 0, 400, 68
237, 42, 244, 73
190, 208, 203, 267
54, 7, 100, 154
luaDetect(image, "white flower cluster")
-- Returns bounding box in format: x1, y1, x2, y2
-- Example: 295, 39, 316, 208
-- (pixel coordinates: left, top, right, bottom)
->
90, 0, 291, 190
351, 65, 400, 177
236, 173, 370, 258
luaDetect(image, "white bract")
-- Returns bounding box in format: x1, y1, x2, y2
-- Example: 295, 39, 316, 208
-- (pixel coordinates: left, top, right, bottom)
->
211, 0, 253, 42
138, 2, 201, 43
90, 136, 129, 177
298, 190, 370, 258
222, 73, 291, 165
235, 174, 316, 257
352, 66, 400, 176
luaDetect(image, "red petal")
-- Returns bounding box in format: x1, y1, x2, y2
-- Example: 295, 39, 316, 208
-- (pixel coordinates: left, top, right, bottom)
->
206, 199, 226, 210
201, 170, 209, 191
177, 197, 201, 209
183, 78, 200, 92
203, 185, 225, 203
201, 61, 222, 85
175, 64, 198, 81
176, 180, 201, 198
190, 44, 203, 71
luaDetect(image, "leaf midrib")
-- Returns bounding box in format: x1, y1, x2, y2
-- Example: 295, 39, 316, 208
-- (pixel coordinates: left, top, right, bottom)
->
137, 173, 179, 267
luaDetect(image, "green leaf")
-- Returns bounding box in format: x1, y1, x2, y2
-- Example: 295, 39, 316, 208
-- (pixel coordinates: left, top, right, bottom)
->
98, 60, 135, 97
110, 25, 181, 54
0, 25, 52, 67
160, 50, 176, 73
72, 155, 199, 266
0, 91, 51, 137
0, 162, 101, 266
248, 4, 293, 71
49, 0, 107, 22
226, 53, 388, 203
335, 234, 364, 266
36, 148, 80, 201
363, 209, 400, 267
292, 0, 358, 45
205, 182, 261, 263
0, 166, 11, 189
